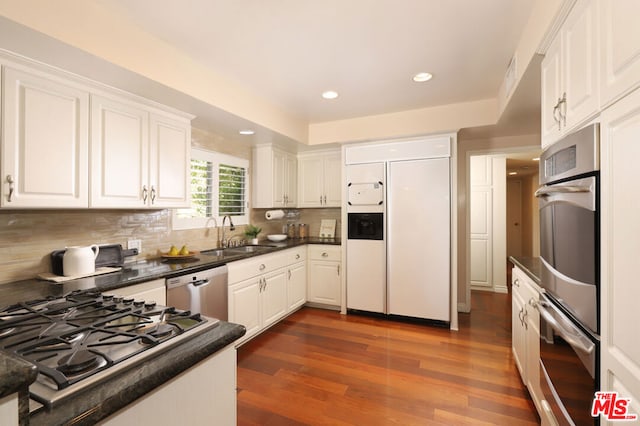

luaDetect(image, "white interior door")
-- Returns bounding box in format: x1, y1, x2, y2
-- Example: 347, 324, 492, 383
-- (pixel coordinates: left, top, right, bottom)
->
469, 156, 493, 289
506, 180, 523, 257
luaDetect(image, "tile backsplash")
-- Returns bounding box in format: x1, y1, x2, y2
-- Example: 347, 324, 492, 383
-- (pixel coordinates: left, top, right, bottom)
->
0, 207, 341, 285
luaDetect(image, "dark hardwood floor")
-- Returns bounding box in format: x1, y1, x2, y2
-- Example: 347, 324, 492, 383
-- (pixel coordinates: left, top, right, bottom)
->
237, 291, 539, 425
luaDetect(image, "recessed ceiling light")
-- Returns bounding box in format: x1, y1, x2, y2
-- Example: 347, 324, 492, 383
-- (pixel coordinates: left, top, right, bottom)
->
508, 171, 518, 175
532, 157, 540, 161
239, 129, 255, 135
322, 90, 339, 100
413, 72, 433, 82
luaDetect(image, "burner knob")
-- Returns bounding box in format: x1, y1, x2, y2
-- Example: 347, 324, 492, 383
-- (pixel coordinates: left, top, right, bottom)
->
102, 294, 114, 300
133, 300, 144, 307
112, 296, 123, 303
144, 301, 157, 309
123, 298, 134, 304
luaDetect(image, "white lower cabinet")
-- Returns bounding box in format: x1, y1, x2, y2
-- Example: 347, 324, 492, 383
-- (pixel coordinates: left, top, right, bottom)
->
307, 245, 342, 308
511, 266, 543, 417
228, 251, 289, 344
286, 247, 307, 311
100, 345, 237, 426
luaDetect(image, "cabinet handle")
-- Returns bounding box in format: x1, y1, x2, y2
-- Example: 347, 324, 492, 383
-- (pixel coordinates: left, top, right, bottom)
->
513, 278, 520, 287
320, 195, 323, 205
259, 264, 266, 271
523, 309, 528, 330
324, 195, 327, 205
322, 252, 328, 257
518, 307, 524, 326
6, 175, 14, 202
288, 270, 292, 280
337, 265, 340, 276
559, 92, 567, 127
263, 277, 267, 290
142, 185, 148, 202
150, 185, 157, 204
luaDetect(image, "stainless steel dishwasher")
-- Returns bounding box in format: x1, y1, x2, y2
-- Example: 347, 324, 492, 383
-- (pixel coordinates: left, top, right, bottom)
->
166, 265, 228, 320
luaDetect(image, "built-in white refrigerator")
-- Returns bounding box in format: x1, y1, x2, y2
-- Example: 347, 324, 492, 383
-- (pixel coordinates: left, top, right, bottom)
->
346, 155, 450, 322
387, 158, 450, 321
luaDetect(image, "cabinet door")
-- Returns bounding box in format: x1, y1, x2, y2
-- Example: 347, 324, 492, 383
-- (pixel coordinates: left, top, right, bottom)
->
600, 0, 640, 107
149, 113, 190, 208
272, 149, 286, 207
90, 95, 149, 208
284, 152, 297, 207
2, 67, 89, 208
287, 261, 307, 311
297, 155, 324, 207
308, 260, 341, 306
323, 153, 342, 207
562, 0, 599, 130
600, 87, 640, 415
511, 275, 526, 380
229, 278, 261, 340
261, 269, 287, 328
541, 35, 563, 148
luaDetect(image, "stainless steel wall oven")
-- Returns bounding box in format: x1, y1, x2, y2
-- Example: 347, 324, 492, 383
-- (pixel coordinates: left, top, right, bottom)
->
536, 123, 600, 425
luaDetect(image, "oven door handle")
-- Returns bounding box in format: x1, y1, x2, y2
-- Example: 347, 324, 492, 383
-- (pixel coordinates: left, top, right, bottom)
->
534, 185, 592, 198
538, 300, 595, 355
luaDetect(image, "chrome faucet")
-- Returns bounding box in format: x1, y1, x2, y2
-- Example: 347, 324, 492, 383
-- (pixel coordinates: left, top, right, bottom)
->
221, 215, 236, 248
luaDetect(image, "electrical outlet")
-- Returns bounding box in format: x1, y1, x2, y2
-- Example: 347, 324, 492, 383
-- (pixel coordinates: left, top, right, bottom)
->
127, 239, 142, 253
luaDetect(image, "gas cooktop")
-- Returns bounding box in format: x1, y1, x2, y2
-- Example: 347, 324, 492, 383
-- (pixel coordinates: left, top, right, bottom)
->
0, 290, 219, 407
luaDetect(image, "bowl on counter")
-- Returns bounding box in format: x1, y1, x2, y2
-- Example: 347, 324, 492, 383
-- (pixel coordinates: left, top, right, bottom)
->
267, 234, 287, 242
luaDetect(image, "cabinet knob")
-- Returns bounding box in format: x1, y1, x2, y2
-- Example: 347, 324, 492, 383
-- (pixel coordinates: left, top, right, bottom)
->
6, 175, 14, 202
513, 278, 520, 287
322, 252, 328, 257
259, 264, 266, 271
295, 254, 300, 259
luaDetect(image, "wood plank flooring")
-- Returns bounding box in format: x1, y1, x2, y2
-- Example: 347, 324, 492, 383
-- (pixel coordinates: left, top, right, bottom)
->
237, 291, 539, 425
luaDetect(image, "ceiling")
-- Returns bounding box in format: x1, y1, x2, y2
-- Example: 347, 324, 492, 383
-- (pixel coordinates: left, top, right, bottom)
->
94, 0, 536, 125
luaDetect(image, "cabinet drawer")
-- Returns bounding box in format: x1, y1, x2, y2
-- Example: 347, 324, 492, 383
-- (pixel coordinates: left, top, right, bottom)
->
228, 251, 287, 283
284, 246, 307, 264
307, 245, 341, 261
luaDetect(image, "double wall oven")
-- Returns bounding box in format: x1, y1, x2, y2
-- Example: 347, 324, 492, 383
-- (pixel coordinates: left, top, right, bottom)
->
536, 123, 600, 425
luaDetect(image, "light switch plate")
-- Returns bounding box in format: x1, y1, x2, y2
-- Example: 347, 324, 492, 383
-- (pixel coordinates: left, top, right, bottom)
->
127, 239, 142, 253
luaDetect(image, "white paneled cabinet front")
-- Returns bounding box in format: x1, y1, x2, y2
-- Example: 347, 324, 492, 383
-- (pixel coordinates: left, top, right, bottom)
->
90, 95, 190, 208
541, 0, 599, 148
90, 95, 149, 208
600, 86, 640, 423
252, 145, 297, 208
286, 247, 307, 311
148, 113, 190, 208
599, 0, 640, 107
307, 245, 341, 307
1, 66, 89, 208
297, 151, 341, 207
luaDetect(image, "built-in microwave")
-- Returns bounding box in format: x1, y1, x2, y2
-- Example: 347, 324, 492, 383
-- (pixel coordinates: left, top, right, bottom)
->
347, 213, 383, 240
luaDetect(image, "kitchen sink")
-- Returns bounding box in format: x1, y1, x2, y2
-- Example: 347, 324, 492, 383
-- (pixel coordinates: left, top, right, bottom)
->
223, 245, 277, 254
200, 245, 277, 257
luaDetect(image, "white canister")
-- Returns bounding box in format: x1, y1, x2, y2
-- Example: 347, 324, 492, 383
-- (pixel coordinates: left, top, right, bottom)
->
63, 245, 99, 277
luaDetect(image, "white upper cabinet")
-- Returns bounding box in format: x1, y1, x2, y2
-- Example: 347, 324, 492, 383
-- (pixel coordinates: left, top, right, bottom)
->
599, 0, 640, 107
90, 95, 149, 208
149, 112, 191, 208
252, 145, 297, 208
90, 95, 191, 208
297, 150, 341, 208
541, 0, 599, 148
1, 66, 89, 208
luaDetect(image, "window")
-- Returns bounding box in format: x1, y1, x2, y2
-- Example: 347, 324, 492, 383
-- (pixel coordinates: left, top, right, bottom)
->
173, 148, 249, 230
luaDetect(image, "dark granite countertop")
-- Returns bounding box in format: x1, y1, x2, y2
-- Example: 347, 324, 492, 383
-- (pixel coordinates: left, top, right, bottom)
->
29, 321, 245, 426
0, 238, 338, 423
508, 256, 541, 285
